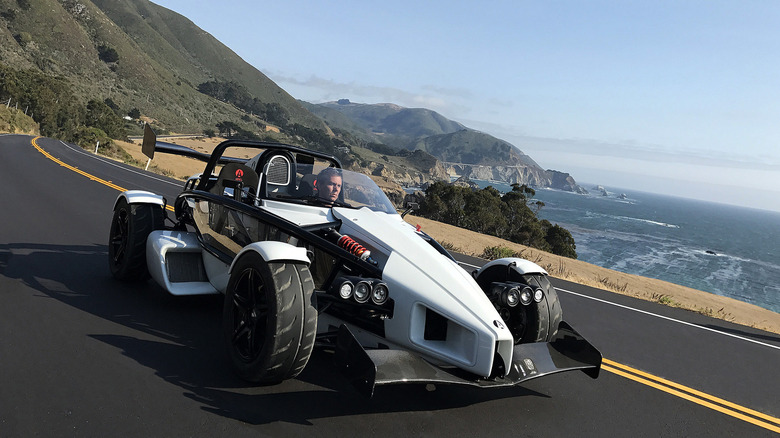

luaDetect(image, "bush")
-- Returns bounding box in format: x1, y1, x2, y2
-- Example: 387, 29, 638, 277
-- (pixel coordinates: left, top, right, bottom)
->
97, 45, 119, 63
71, 126, 111, 150
416, 181, 577, 258
480, 246, 519, 260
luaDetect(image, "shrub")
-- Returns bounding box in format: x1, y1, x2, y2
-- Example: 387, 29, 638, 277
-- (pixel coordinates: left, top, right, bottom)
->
97, 45, 119, 63
480, 246, 518, 260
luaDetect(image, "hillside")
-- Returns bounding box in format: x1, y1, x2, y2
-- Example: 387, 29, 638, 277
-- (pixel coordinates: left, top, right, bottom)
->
406, 129, 539, 167
0, 0, 324, 133
309, 100, 466, 148
309, 100, 584, 192
0, 0, 584, 193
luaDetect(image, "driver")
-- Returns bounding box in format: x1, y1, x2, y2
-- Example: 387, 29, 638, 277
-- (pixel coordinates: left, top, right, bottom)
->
315, 167, 342, 204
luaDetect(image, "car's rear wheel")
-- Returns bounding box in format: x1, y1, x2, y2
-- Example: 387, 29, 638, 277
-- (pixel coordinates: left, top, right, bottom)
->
223, 252, 317, 384
108, 197, 164, 281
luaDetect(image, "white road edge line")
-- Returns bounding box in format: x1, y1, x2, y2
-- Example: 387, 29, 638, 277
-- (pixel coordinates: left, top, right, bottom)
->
58, 140, 182, 187
557, 287, 780, 351
458, 260, 779, 351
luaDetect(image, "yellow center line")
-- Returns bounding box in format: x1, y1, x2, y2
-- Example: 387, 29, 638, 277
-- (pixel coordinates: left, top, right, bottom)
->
32, 136, 175, 211
29, 136, 780, 433
601, 362, 780, 433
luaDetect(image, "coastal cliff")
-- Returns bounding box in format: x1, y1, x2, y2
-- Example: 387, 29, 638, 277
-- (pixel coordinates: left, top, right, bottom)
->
443, 162, 586, 193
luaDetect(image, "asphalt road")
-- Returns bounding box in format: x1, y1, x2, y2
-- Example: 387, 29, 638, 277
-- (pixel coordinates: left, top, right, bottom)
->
1, 134, 778, 437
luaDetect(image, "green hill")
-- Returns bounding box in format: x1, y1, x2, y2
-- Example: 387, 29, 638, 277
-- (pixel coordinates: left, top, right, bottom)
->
309, 100, 541, 169
406, 130, 541, 167
311, 100, 465, 148
0, 0, 324, 133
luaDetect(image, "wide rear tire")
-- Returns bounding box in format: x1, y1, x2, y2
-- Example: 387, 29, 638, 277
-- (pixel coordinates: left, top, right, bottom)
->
108, 197, 164, 281
223, 252, 317, 384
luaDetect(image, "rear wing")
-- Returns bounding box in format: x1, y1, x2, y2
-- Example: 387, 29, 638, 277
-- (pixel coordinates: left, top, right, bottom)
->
141, 124, 245, 165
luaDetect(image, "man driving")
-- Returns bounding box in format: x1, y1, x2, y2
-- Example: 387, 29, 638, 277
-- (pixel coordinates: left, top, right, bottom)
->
315, 167, 342, 204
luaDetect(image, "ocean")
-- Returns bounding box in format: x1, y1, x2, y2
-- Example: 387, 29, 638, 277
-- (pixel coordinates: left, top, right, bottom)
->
467, 180, 780, 313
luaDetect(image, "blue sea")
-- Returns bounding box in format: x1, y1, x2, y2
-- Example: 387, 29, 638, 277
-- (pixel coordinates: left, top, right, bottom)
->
469, 180, 780, 313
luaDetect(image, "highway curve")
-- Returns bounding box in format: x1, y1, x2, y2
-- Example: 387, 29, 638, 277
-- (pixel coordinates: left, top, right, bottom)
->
1, 134, 778, 437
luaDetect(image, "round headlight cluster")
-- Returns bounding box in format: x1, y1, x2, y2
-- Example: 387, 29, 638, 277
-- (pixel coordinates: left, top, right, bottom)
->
534, 288, 544, 303
334, 277, 390, 305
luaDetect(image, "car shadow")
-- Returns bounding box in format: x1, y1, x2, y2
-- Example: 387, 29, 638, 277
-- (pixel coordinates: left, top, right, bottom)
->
0, 242, 551, 425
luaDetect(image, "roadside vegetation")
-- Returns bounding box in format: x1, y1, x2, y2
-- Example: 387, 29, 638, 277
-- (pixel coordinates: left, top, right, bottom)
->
417, 181, 578, 258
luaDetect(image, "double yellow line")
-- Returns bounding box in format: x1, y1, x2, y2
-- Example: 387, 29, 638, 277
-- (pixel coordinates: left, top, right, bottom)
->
30, 136, 780, 433
602, 360, 780, 433
32, 136, 175, 212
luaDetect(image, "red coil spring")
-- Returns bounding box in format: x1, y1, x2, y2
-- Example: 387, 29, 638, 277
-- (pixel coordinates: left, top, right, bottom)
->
338, 235, 368, 259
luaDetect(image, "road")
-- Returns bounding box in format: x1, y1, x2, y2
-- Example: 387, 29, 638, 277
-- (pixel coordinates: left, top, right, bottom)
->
1, 134, 778, 437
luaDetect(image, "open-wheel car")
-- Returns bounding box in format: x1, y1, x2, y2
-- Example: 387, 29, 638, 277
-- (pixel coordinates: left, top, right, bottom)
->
108, 128, 601, 397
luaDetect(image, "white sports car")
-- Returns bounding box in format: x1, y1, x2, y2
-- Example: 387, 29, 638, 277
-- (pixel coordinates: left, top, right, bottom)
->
108, 130, 600, 397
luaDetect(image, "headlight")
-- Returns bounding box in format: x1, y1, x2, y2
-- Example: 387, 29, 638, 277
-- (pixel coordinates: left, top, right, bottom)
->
371, 282, 389, 305
519, 286, 533, 306
354, 281, 371, 303
534, 288, 544, 303
502, 287, 520, 307
338, 281, 353, 299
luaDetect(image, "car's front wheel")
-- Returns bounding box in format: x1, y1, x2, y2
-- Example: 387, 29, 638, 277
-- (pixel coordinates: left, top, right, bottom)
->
222, 252, 317, 384
108, 197, 163, 281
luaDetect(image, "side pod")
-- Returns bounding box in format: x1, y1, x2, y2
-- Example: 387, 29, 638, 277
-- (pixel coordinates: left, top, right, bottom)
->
335, 322, 601, 398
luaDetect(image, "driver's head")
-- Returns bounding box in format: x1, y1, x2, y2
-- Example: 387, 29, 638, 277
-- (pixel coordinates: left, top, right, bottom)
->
315, 167, 342, 203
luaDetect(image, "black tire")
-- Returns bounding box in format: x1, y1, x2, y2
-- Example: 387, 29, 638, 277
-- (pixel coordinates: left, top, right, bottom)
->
223, 252, 317, 384
108, 197, 164, 281
474, 263, 541, 344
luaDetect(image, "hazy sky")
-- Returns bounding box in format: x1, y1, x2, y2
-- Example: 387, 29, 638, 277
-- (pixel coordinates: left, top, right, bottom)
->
152, 0, 780, 212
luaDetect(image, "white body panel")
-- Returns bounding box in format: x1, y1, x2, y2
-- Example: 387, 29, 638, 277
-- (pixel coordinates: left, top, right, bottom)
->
260, 199, 334, 226
231, 241, 310, 272
146, 230, 219, 296
117, 190, 165, 208
478, 257, 548, 276
331, 207, 515, 377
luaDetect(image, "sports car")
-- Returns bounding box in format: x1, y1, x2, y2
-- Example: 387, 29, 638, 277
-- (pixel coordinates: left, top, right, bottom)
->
108, 127, 601, 397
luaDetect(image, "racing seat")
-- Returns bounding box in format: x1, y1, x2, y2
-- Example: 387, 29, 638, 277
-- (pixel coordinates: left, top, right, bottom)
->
297, 173, 317, 197
208, 163, 259, 235
211, 163, 259, 203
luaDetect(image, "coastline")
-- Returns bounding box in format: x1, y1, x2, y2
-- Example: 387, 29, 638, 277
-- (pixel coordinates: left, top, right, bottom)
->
405, 214, 780, 334
114, 136, 780, 335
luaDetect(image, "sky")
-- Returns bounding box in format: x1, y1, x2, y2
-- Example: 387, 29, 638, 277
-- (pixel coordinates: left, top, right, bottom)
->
151, 0, 780, 213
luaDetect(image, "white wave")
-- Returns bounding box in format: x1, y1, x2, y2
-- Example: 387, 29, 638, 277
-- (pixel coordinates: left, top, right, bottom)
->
614, 215, 680, 228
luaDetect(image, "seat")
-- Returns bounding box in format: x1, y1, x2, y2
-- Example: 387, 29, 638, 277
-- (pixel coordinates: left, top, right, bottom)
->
211, 163, 259, 203
297, 173, 317, 197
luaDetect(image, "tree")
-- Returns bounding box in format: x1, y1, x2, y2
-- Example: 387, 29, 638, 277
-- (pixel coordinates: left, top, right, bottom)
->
85, 99, 126, 139
128, 108, 141, 119
417, 180, 576, 257
97, 45, 119, 63
544, 223, 577, 259
216, 121, 240, 137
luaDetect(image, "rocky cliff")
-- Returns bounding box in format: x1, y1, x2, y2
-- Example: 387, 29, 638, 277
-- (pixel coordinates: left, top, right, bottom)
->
443, 162, 585, 192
